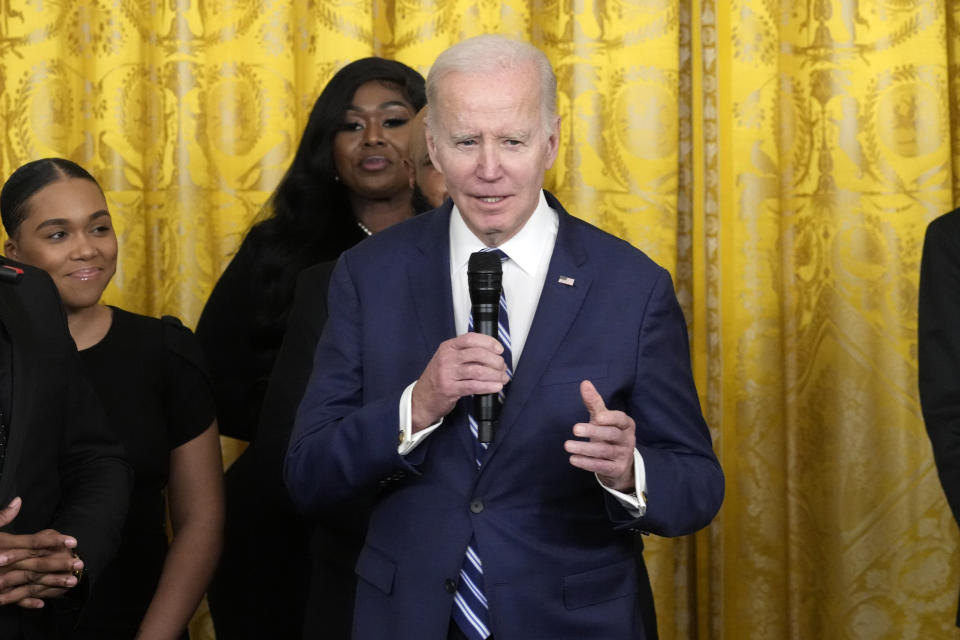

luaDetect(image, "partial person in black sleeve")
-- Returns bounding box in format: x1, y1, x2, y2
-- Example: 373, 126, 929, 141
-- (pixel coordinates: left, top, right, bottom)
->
0, 262, 130, 635
196, 58, 426, 639
2, 158, 223, 640
918, 207, 960, 627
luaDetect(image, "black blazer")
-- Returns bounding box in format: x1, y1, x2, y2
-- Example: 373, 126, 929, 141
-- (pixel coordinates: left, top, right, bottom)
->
250, 260, 364, 639
918, 208, 960, 626
0, 259, 131, 639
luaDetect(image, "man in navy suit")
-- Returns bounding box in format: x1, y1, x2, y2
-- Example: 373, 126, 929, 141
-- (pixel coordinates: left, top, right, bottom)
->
285, 35, 723, 639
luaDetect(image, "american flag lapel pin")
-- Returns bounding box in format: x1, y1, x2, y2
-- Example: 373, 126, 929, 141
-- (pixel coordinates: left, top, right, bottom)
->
558, 276, 575, 286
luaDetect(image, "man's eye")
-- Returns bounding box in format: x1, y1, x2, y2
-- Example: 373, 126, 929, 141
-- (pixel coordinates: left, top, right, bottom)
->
48, 231, 66, 241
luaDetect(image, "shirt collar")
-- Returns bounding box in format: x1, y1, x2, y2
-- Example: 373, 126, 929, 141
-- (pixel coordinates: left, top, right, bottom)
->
450, 190, 555, 276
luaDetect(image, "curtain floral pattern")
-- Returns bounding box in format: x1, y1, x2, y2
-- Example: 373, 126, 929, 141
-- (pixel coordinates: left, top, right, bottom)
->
0, 0, 956, 638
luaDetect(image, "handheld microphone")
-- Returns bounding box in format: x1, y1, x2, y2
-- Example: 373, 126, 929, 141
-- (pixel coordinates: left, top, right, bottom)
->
467, 251, 503, 444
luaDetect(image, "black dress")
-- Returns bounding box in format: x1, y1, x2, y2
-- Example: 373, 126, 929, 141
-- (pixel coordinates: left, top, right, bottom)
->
71, 307, 216, 639
197, 217, 364, 640
196, 218, 366, 442
250, 260, 371, 639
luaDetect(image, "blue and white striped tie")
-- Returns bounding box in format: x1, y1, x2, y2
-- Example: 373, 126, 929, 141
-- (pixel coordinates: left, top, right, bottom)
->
454, 248, 512, 640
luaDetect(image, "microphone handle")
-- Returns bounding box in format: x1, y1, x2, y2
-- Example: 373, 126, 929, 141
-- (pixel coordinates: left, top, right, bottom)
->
472, 302, 500, 443
475, 397, 497, 443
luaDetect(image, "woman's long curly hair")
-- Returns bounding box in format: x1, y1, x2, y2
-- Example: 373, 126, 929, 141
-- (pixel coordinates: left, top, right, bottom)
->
241, 57, 426, 343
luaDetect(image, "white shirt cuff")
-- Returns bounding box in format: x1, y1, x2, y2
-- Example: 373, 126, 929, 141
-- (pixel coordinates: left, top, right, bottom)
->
597, 448, 647, 517
398, 381, 442, 455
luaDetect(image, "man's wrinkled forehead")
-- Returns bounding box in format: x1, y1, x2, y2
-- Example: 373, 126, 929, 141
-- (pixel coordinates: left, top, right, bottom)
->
431, 65, 543, 127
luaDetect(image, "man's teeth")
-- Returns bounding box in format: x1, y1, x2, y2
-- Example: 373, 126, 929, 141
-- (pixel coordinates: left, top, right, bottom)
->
480, 197, 502, 202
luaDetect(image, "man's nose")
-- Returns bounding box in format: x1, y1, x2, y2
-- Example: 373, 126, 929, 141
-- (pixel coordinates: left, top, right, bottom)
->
476, 144, 502, 180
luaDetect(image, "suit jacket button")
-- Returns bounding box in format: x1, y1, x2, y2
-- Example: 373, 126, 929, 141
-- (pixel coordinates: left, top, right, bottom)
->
445, 578, 457, 593
470, 499, 484, 514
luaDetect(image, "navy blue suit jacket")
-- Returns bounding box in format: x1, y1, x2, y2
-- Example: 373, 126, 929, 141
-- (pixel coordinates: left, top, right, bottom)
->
285, 193, 723, 639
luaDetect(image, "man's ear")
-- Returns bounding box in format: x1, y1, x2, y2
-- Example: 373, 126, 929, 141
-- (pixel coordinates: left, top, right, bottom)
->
4, 238, 17, 259
544, 114, 561, 170
425, 120, 444, 175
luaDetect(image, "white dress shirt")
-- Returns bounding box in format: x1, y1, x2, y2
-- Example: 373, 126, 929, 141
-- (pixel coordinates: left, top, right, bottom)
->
398, 191, 646, 514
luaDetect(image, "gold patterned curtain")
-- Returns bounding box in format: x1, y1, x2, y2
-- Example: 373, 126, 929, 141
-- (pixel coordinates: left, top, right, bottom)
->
0, 1, 957, 638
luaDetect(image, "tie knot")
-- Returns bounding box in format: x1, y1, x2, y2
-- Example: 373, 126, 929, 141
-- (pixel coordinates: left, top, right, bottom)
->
480, 247, 509, 263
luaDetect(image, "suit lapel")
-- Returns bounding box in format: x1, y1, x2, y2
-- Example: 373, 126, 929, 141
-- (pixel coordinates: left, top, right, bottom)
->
0, 285, 38, 505
482, 196, 592, 465
409, 204, 457, 359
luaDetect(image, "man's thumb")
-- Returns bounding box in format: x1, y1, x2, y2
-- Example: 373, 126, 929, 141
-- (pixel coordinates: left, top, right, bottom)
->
579, 380, 606, 421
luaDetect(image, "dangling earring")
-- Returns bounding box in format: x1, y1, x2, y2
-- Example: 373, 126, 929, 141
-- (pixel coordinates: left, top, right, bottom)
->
334, 175, 340, 182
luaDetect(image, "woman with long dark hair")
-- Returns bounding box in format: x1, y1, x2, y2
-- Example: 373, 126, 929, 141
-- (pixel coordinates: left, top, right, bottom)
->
196, 57, 426, 638
1, 158, 224, 640
197, 57, 426, 443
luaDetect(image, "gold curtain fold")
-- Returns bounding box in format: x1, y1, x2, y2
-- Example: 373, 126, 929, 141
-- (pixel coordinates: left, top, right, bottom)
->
706, 0, 958, 637
1, 1, 958, 638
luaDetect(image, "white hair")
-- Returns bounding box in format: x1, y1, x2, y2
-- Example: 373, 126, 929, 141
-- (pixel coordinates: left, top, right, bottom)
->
426, 35, 557, 132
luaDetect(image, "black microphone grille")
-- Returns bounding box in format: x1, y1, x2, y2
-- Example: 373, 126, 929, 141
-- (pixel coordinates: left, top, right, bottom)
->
468, 251, 502, 274
468, 251, 502, 304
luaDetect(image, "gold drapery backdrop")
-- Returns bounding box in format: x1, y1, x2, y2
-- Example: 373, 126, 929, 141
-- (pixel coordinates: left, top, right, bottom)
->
0, 0, 957, 638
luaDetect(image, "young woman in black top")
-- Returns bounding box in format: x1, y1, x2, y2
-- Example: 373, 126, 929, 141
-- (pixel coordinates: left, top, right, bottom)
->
1, 158, 225, 640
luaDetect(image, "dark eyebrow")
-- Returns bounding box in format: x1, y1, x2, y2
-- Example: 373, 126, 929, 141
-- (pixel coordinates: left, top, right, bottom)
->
35, 209, 110, 231
346, 101, 412, 113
